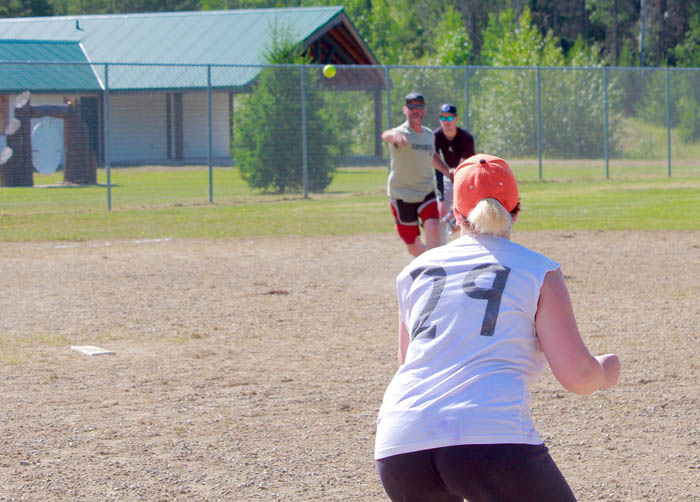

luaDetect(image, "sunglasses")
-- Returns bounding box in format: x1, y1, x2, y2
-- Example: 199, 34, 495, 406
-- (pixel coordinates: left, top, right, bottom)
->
406, 103, 425, 109
439, 115, 456, 122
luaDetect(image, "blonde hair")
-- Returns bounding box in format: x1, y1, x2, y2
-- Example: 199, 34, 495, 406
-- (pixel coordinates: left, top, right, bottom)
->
460, 198, 514, 237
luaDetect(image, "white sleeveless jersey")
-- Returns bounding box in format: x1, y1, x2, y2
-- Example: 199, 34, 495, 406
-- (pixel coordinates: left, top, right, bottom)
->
375, 234, 559, 460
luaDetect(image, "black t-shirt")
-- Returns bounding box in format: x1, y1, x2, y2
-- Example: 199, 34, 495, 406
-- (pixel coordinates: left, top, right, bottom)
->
433, 127, 475, 197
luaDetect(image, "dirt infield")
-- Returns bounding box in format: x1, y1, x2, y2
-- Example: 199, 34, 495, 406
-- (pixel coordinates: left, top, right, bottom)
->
0, 231, 698, 501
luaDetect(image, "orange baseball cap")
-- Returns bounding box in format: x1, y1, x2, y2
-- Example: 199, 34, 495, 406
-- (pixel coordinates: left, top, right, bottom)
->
453, 154, 519, 216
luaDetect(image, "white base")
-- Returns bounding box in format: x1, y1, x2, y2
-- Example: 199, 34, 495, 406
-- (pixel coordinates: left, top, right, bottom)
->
70, 345, 115, 356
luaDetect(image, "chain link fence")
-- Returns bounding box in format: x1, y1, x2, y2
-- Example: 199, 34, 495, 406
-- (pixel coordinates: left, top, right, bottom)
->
1, 61, 698, 209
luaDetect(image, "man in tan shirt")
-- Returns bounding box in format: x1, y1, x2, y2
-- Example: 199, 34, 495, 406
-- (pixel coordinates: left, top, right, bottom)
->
382, 92, 452, 257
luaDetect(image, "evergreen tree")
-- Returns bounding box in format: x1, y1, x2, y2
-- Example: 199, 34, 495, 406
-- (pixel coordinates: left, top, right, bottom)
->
234, 21, 348, 193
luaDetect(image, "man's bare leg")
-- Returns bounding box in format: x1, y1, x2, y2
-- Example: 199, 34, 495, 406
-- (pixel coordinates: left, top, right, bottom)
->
424, 218, 441, 250
438, 200, 448, 245
406, 239, 427, 257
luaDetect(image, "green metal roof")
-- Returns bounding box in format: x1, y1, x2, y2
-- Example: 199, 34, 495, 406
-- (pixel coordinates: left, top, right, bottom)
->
0, 7, 352, 91
0, 39, 102, 92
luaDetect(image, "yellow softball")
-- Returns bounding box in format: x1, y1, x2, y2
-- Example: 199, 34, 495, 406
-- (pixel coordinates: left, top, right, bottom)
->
323, 64, 336, 78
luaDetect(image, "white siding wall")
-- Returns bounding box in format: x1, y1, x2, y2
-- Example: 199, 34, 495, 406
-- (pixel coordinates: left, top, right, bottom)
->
3, 91, 232, 165
183, 91, 230, 159
109, 93, 167, 163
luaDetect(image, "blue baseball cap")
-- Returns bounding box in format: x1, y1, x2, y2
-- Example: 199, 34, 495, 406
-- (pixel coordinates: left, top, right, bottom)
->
440, 104, 457, 114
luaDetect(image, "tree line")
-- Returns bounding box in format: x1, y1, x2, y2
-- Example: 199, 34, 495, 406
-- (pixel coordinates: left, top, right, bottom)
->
2, 0, 698, 68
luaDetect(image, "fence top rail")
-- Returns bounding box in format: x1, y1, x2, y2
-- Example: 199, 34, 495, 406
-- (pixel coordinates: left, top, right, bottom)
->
0, 60, 698, 72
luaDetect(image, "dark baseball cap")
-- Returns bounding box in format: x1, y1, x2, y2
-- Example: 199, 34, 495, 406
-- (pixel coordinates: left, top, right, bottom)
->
405, 92, 425, 103
440, 103, 457, 114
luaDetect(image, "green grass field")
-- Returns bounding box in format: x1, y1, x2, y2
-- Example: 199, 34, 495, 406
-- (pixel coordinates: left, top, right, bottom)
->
1, 163, 699, 242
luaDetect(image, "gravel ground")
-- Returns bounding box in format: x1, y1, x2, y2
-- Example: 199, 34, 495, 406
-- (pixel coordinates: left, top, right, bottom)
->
0, 231, 698, 501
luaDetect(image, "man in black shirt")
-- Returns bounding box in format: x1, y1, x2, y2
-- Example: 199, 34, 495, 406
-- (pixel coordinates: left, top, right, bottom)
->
433, 103, 475, 239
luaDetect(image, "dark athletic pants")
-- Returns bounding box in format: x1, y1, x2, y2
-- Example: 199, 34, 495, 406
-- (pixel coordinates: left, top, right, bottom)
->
376, 443, 577, 502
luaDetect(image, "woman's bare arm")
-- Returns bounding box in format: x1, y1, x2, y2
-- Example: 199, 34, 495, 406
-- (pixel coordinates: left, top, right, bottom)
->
536, 268, 620, 394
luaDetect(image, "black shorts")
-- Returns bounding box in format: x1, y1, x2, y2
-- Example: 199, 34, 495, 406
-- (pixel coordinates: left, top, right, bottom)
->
390, 192, 439, 226
389, 192, 439, 244
376, 443, 577, 502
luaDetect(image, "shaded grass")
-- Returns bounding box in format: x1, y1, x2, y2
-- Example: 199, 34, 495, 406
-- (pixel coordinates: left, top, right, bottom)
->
1, 165, 699, 242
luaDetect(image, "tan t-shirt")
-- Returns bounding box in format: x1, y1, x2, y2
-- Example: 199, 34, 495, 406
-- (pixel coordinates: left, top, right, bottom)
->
386, 121, 436, 202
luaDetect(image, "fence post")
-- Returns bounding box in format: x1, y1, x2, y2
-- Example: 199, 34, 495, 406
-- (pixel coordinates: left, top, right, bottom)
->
385, 65, 391, 173
536, 67, 543, 180
301, 66, 309, 198
104, 63, 112, 211
464, 67, 470, 132
604, 67, 609, 179
207, 64, 213, 203
665, 67, 671, 177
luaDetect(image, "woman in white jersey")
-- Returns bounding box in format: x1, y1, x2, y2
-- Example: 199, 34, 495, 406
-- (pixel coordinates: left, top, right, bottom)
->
375, 154, 621, 502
